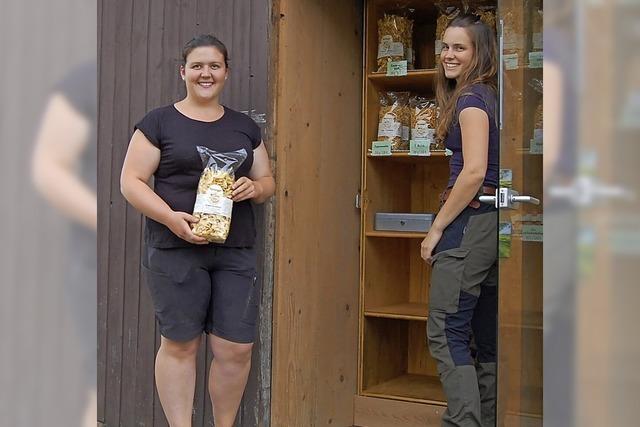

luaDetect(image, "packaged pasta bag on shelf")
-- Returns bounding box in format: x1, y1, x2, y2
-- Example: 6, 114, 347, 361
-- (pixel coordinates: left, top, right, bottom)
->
526, 100, 544, 154
377, 14, 415, 72
378, 91, 411, 151
533, 100, 543, 142
432, 104, 446, 151
191, 147, 247, 244
468, 2, 497, 33
410, 95, 438, 146
502, 8, 525, 69
531, 2, 543, 52
528, 4, 543, 68
435, 1, 462, 65
534, 101, 543, 129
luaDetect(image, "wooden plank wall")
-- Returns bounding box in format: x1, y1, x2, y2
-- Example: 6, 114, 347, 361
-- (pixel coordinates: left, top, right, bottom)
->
271, 0, 363, 425
97, 1, 272, 425
0, 0, 95, 425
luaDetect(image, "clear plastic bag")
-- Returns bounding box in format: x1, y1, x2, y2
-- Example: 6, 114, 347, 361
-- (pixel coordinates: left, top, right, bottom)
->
377, 14, 415, 72
378, 91, 411, 151
410, 95, 438, 144
191, 147, 247, 243
435, 2, 462, 65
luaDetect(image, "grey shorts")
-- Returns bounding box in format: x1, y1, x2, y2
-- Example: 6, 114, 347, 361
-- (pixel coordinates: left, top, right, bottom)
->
142, 245, 259, 343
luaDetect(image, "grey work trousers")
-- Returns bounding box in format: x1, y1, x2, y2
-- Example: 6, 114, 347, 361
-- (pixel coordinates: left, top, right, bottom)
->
427, 205, 498, 427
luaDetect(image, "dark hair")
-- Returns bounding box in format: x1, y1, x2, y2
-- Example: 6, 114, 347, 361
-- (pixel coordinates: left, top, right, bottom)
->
435, 14, 497, 141
181, 35, 229, 68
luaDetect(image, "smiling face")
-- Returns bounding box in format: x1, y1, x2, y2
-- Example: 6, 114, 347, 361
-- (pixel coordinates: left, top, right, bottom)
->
180, 46, 228, 102
441, 26, 475, 83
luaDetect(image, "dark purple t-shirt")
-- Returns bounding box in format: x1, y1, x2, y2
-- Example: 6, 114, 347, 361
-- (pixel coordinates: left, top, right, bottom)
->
134, 105, 262, 248
445, 83, 499, 188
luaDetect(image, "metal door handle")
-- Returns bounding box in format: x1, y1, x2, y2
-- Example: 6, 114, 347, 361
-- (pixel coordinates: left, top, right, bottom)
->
511, 195, 540, 205
479, 195, 496, 205
479, 188, 540, 209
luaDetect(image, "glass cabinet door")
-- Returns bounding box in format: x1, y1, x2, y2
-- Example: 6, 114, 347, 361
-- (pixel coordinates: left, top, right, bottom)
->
496, 0, 544, 425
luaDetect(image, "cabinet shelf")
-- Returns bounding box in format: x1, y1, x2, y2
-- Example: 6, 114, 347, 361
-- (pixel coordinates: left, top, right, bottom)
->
502, 323, 543, 331
368, 69, 437, 92
365, 303, 428, 321
501, 311, 543, 330
365, 230, 428, 239
362, 374, 445, 404
367, 151, 449, 162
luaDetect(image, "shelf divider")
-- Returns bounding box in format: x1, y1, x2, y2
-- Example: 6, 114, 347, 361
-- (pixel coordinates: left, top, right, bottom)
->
365, 302, 428, 321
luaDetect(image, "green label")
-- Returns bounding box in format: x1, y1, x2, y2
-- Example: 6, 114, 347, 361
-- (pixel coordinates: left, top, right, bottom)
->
371, 141, 392, 156
387, 60, 408, 76
409, 139, 431, 156
515, 213, 543, 223
522, 224, 543, 242
503, 53, 519, 70
528, 51, 543, 68
530, 137, 543, 154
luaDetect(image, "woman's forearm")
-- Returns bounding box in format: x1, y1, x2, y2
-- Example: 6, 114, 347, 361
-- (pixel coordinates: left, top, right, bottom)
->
121, 177, 174, 225
431, 170, 484, 232
253, 176, 275, 204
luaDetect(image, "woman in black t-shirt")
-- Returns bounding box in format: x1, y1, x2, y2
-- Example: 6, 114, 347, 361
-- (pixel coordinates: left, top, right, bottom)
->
420, 15, 499, 427
120, 35, 274, 427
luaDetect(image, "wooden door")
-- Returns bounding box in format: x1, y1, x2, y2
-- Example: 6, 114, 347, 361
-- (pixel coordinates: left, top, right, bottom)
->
270, 0, 363, 425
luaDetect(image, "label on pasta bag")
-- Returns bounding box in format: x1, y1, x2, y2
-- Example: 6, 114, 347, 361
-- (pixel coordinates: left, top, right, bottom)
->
193, 185, 233, 218
378, 114, 402, 138
412, 120, 435, 140
532, 33, 543, 50
378, 35, 404, 59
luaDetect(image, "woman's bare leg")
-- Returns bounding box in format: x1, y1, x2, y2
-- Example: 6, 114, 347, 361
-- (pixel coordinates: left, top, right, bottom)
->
208, 335, 253, 427
156, 335, 201, 427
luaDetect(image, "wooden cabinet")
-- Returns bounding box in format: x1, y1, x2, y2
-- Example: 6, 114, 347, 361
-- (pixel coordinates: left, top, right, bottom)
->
270, 0, 541, 425
355, 1, 452, 425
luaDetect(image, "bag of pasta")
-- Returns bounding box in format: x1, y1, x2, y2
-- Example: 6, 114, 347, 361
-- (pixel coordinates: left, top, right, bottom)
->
378, 91, 410, 151
410, 95, 438, 144
470, 3, 497, 33
435, 2, 462, 65
377, 14, 414, 72
191, 147, 247, 243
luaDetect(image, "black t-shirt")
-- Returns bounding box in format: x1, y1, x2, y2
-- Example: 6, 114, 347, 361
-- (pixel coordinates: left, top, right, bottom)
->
135, 105, 262, 248
445, 83, 499, 188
